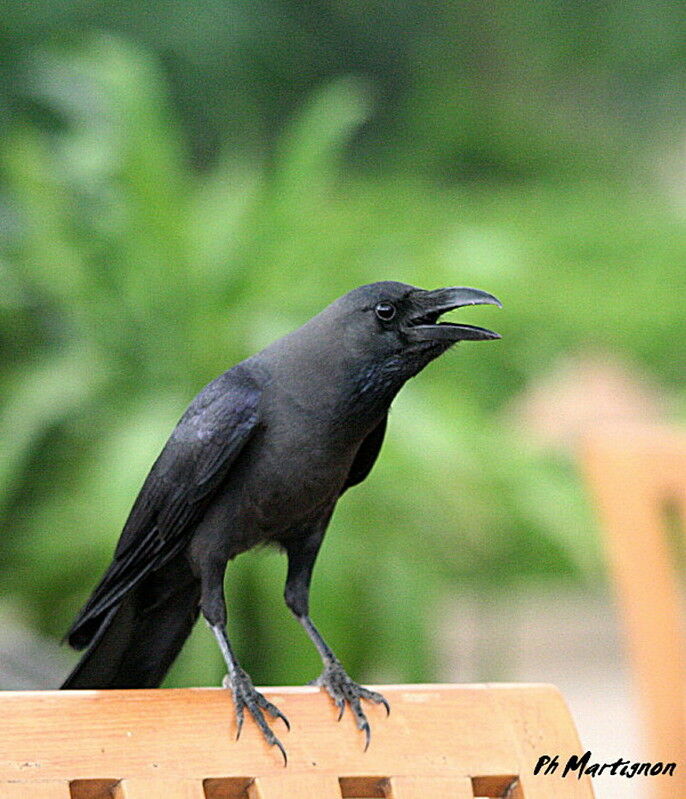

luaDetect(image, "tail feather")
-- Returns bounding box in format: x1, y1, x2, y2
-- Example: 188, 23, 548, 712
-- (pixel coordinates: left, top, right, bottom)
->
62, 554, 201, 689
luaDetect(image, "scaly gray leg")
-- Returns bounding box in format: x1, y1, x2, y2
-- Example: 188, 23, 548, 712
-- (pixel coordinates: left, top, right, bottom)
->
211, 623, 290, 764
283, 531, 389, 749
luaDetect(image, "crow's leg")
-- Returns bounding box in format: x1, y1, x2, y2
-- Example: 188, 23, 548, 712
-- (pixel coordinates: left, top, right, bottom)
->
300, 615, 390, 750
284, 533, 389, 749
200, 556, 289, 763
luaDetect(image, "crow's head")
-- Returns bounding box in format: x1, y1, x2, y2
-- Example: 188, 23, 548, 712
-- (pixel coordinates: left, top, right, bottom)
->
310, 281, 502, 406
263, 281, 501, 417
334, 280, 500, 359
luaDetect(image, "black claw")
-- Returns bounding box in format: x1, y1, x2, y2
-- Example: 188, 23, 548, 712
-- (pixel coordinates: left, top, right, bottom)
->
260, 697, 291, 732
270, 706, 290, 731
362, 721, 370, 751
315, 664, 388, 750
273, 736, 288, 766
235, 706, 245, 740
361, 688, 390, 717
224, 673, 289, 760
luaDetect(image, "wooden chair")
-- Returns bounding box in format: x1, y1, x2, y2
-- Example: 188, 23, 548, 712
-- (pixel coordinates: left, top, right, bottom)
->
0, 684, 593, 798
582, 425, 686, 799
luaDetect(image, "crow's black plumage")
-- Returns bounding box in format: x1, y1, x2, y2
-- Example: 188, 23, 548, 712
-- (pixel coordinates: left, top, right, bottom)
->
62, 281, 501, 760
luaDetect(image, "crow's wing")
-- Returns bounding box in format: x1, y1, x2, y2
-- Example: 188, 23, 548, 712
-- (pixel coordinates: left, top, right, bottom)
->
340, 415, 387, 493
67, 367, 261, 648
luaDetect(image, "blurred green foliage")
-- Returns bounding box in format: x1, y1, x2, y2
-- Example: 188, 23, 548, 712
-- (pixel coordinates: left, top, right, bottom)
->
1, 16, 685, 688
4, 1, 686, 173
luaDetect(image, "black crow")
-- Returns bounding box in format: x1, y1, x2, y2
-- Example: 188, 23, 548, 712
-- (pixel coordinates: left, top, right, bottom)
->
62, 281, 501, 762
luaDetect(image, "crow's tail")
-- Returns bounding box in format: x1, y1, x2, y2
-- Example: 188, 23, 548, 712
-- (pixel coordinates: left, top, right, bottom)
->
61, 553, 201, 689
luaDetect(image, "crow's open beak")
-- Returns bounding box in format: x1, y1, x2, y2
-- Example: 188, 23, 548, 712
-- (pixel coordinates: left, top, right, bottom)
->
404, 286, 502, 343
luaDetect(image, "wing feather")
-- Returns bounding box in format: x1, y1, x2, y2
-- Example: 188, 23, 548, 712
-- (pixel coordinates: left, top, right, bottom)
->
340, 415, 387, 493
67, 367, 261, 648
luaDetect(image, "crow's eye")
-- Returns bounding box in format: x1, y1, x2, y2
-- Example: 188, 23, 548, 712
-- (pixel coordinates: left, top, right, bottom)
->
375, 302, 396, 321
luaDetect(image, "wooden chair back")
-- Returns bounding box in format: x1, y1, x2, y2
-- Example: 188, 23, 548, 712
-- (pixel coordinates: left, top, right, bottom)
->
0, 684, 593, 798
582, 425, 686, 799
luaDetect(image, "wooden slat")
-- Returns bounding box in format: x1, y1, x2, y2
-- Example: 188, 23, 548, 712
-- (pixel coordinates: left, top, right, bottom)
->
0, 685, 593, 797
248, 774, 341, 798
490, 683, 593, 799
112, 778, 206, 799
384, 775, 474, 798
0, 782, 72, 798
582, 426, 686, 799
0, 686, 521, 778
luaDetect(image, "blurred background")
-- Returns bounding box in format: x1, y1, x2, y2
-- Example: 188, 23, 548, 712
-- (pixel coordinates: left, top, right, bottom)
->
1, 3, 685, 797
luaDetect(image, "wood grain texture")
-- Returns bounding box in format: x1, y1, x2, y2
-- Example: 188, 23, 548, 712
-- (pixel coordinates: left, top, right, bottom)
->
112, 778, 206, 799
582, 425, 686, 799
384, 775, 474, 798
0, 782, 72, 798
0, 684, 594, 798
247, 774, 341, 798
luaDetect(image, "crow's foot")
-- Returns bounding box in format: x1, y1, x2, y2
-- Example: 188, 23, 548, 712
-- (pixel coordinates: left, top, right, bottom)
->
313, 661, 390, 750
222, 670, 290, 764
